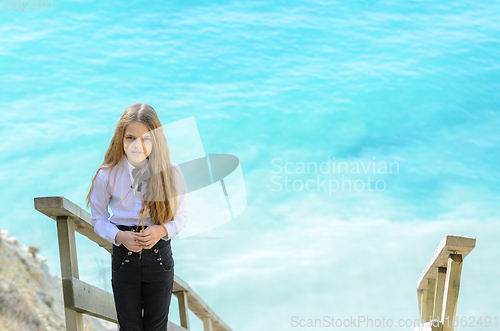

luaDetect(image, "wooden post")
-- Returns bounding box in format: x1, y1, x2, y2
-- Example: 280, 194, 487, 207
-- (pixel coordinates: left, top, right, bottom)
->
35, 196, 234, 331
433, 267, 447, 322
425, 278, 436, 322
420, 282, 428, 320
176, 291, 190, 330
202, 316, 213, 331
417, 289, 423, 317
56, 216, 84, 331
441, 254, 463, 331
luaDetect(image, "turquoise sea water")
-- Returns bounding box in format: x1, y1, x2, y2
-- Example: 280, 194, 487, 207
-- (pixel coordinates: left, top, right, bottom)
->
1, 1, 499, 330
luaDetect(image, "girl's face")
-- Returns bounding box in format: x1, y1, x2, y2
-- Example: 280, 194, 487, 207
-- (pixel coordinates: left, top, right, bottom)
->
123, 121, 153, 167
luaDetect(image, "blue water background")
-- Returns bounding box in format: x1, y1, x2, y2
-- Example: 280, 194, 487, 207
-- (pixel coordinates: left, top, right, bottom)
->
1, 1, 499, 330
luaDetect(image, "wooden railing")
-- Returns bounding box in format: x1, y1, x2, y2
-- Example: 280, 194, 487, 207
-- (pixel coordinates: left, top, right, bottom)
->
34, 196, 232, 331
413, 234, 476, 331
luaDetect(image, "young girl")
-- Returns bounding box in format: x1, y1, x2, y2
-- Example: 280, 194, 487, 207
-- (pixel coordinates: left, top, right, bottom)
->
86, 103, 188, 331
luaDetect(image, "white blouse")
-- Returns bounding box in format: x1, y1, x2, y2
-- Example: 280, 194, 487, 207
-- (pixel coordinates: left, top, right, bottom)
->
89, 155, 188, 246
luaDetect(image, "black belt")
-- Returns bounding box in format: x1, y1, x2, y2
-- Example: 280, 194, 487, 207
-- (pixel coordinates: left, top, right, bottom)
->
117, 224, 148, 232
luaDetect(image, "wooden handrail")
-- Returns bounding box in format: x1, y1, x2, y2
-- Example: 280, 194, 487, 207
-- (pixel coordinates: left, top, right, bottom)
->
417, 235, 475, 291
34, 196, 232, 331
413, 234, 476, 331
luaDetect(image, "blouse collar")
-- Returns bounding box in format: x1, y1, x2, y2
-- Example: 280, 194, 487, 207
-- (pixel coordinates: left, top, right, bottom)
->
124, 156, 136, 187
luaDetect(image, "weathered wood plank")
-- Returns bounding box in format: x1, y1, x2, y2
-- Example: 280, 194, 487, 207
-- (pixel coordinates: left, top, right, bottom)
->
417, 289, 423, 317
417, 235, 475, 291
56, 216, 83, 331
202, 316, 214, 331
425, 278, 436, 322
35, 196, 232, 331
56, 216, 80, 279
173, 277, 232, 331
64, 309, 84, 331
420, 288, 428, 320
175, 291, 191, 330
61, 277, 188, 331
433, 267, 447, 321
441, 254, 463, 331
62, 277, 117, 322
35, 196, 112, 253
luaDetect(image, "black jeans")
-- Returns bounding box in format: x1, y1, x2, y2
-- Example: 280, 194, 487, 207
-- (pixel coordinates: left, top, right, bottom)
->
111, 225, 175, 331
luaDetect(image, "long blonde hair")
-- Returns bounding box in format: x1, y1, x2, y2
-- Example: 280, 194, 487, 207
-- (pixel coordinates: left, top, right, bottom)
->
85, 103, 179, 229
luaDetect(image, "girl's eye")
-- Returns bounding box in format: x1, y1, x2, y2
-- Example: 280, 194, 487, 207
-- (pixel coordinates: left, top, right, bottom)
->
126, 137, 150, 141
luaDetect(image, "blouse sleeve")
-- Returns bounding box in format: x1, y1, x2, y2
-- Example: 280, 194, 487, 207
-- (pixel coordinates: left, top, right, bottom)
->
162, 163, 188, 240
89, 169, 121, 246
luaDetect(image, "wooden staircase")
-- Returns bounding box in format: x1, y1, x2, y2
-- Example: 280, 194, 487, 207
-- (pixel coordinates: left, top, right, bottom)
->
413, 234, 476, 331
34, 196, 232, 331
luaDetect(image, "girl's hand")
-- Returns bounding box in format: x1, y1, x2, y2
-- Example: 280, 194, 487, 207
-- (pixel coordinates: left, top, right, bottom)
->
135, 225, 168, 250
117, 231, 144, 253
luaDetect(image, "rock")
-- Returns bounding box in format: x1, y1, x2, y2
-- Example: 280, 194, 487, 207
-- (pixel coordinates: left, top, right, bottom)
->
29, 245, 40, 258
0, 228, 117, 331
